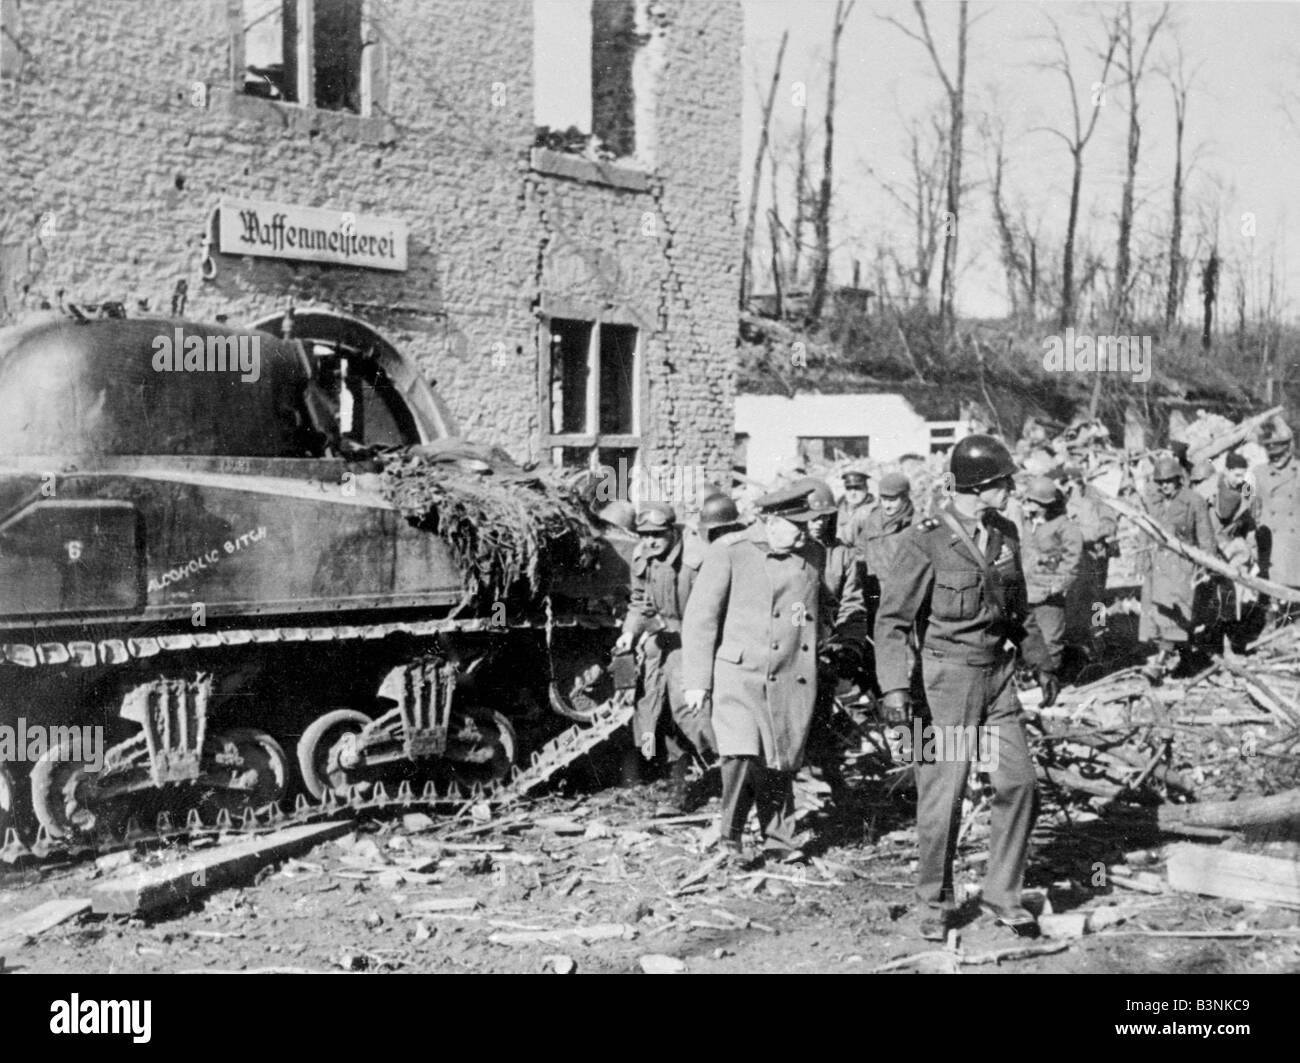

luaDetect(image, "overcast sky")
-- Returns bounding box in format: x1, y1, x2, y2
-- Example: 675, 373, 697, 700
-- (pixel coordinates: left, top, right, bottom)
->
740, 0, 1300, 322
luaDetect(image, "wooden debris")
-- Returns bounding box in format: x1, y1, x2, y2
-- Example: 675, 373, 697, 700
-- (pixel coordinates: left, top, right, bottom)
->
487, 922, 637, 946
1159, 788, 1300, 833
89, 820, 353, 915
406, 897, 480, 913
1107, 868, 1166, 895
1166, 843, 1300, 908
0, 898, 91, 953
870, 940, 1069, 973
1038, 912, 1089, 939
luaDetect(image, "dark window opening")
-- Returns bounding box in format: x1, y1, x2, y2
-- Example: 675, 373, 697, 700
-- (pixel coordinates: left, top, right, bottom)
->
598, 323, 636, 434
549, 319, 593, 435
314, 0, 362, 113
241, 0, 365, 114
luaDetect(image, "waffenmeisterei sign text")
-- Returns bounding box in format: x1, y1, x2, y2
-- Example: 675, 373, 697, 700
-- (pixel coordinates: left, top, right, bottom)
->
215, 197, 408, 272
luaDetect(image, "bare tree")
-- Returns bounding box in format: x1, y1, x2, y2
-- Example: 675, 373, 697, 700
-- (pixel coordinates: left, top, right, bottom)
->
1033, 10, 1122, 329
807, 1, 855, 326
1111, 2, 1170, 326
880, 1, 973, 334
979, 112, 1040, 322
791, 104, 811, 287
1160, 40, 1201, 330
867, 107, 949, 307
739, 30, 788, 309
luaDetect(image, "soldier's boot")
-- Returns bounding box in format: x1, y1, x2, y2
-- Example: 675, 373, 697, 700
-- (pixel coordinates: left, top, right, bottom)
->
668, 755, 692, 813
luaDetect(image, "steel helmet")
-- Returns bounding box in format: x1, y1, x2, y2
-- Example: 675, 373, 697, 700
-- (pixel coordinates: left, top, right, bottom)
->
595, 500, 636, 531
697, 493, 741, 535
789, 477, 837, 515
1190, 460, 1215, 484
1261, 419, 1294, 448
634, 500, 677, 533
949, 434, 1017, 491
1023, 476, 1061, 505
1152, 456, 1184, 482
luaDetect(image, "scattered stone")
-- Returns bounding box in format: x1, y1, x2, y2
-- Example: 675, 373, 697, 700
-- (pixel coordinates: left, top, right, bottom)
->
583, 821, 612, 840
403, 813, 436, 833
639, 953, 687, 974
712, 947, 732, 960
544, 954, 577, 974
1038, 912, 1088, 938
413, 921, 432, 943
363, 910, 384, 929
1086, 906, 1127, 931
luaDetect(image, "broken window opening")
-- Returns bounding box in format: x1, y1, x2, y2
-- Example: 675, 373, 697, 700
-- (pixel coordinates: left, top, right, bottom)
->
240, 0, 374, 115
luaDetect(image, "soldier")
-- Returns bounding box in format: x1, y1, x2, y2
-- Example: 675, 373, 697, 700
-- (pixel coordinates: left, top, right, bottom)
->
1199, 452, 1258, 651
1056, 465, 1119, 660
683, 483, 823, 864
613, 501, 716, 810
875, 435, 1052, 940
1252, 419, 1300, 621
793, 477, 871, 785
850, 470, 915, 590
837, 469, 872, 546
1020, 476, 1083, 680
1138, 456, 1218, 679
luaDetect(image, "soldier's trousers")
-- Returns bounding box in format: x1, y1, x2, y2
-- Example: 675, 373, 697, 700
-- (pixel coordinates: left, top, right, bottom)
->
915, 652, 1036, 911
634, 632, 717, 760
1029, 599, 1066, 673
718, 756, 799, 852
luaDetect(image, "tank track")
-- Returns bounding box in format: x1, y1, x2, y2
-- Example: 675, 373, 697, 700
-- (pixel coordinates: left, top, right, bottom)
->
0, 611, 614, 669
0, 612, 631, 866
0, 700, 634, 866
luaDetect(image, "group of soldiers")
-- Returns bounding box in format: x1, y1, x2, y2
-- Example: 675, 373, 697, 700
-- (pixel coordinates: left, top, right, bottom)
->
597, 413, 1300, 942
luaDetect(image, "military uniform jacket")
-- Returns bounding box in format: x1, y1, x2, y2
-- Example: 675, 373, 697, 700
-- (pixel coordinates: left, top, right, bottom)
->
622, 537, 696, 637
1137, 486, 1216, 641
682, 524, 821, 771
1022, 513, 1084, 605
849, 500, 914, 576
1066, 492, 1117, 546
823, 541, 868, 626
874, 505, 1050, 694
836, 499, 870, 547
1252, 459, 1300, 586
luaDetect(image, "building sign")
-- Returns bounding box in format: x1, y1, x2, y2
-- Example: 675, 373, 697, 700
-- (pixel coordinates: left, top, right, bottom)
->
214, 197, 408, 272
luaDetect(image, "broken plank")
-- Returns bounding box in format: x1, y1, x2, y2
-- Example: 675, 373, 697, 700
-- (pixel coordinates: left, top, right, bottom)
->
1166, 843, 1300, 908
488, 923, 636, 946
0, 898, 91, 951
89, 821, 353, 916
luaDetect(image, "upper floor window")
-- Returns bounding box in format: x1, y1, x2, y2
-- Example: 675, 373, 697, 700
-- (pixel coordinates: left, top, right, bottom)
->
238, 0, 381, 115
533, 0, 658, 165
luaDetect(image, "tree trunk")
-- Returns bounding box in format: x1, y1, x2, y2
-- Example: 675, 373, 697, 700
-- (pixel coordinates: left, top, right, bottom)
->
792, 104, 808, 288
1164, 100, 1185, 329
808, 3, 852, 326
1060, 156, 1083, 329
739, 30, 788, 310
938, 2, 968, 335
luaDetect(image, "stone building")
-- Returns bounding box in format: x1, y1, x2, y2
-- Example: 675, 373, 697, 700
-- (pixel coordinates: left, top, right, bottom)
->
0, 0, 741, 493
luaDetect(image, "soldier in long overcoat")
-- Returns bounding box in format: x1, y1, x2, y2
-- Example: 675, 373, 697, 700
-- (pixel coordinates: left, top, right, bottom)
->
1253, 420, 1300, 619
1139, 456, 1218, 677
682, 484, 822, 861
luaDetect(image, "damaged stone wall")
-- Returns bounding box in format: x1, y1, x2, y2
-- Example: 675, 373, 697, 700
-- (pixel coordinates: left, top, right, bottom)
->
0, 0, 740, 483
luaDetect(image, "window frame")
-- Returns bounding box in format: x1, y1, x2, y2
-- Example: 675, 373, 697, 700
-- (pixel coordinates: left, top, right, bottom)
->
540, 314, 645, 476
230, 0, 385, 118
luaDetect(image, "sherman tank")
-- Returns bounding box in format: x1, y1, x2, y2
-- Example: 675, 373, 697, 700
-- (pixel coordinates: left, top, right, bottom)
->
0, 313, 633, 853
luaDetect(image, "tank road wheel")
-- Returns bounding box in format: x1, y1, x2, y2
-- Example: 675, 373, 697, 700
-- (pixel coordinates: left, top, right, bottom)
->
297, 709, 373, 800
30, 740, 118, 841
445, 710, 518, 790
197, 729, 291, 820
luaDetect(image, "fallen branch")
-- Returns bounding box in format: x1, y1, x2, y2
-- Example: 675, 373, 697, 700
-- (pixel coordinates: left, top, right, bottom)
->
1094, 489, 1300, 604
1158, 787, 1300, 831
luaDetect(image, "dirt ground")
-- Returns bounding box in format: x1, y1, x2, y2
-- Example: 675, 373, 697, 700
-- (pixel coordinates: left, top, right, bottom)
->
3, 754, 1299, 976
